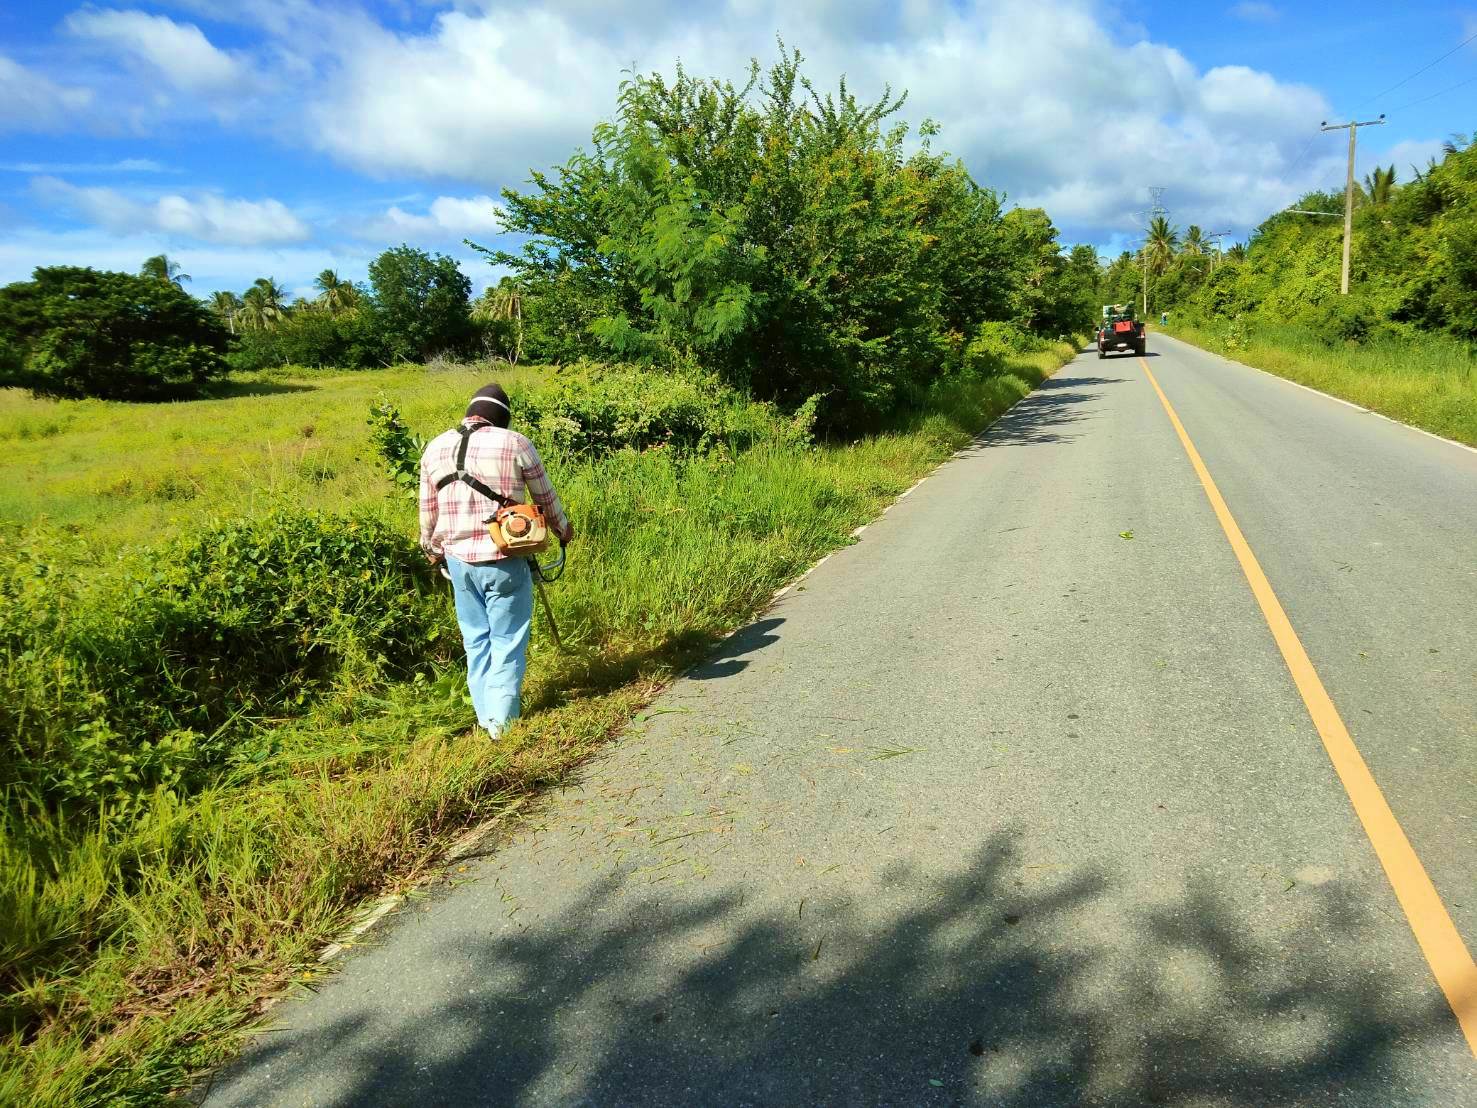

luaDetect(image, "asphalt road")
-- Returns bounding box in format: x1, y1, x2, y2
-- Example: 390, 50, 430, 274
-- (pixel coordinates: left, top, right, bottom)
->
205, 335, 1477, 1107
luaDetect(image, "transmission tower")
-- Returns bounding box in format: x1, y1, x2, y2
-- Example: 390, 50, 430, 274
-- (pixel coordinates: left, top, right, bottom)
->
1140, 187, 1169, 316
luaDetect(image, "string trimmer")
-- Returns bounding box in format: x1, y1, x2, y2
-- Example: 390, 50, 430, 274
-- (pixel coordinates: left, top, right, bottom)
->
530, 540, 567, 650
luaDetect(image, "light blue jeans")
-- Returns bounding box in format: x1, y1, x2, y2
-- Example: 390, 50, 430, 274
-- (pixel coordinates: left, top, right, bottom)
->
446, 555, 533, 733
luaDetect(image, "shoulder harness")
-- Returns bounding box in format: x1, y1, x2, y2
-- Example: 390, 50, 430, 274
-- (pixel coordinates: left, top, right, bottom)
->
434, 424, 516, 509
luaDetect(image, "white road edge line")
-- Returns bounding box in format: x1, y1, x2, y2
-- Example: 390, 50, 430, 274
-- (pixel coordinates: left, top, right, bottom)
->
1157, 332, 1477, 458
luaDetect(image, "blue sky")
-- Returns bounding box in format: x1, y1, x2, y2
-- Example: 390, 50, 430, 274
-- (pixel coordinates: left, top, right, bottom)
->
1, 0, 1473, 297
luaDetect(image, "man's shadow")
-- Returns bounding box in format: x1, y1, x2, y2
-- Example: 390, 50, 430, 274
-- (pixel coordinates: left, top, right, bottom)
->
688, 617, 784, 680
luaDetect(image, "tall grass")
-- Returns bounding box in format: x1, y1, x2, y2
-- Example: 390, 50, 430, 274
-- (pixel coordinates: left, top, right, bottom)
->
1163, 319, 1477, 446
1, 345, 1076, 1104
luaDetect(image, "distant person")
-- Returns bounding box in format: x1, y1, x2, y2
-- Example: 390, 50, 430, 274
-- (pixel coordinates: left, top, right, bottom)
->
419, 383, 574, 736
1160, 311, 1169, 326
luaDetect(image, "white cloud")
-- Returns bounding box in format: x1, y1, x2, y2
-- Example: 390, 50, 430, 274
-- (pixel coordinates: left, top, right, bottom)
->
276, 0, 1334, 237
1229, 2, 1281, 22
0, 54, 94, 132
9, 0, 1350, 243
428, 195, 506, 234
65, 8, 247, 93
33, 177, 310, 245
1, 158, 170, 173
360, 194, 507, 239
304, 8, 610, 182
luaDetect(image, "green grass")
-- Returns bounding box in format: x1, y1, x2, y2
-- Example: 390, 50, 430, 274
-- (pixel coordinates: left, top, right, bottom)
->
1, 344, 1078, 1104
0, 364, 552, 548
1162, 320, 1477, 446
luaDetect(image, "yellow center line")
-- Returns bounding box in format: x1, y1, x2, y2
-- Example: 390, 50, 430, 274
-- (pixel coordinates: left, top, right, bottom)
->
1139, 356, 1477, 1057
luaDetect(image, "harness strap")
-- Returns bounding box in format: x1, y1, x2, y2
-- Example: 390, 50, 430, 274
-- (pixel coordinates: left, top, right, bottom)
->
433, 424, 517, 508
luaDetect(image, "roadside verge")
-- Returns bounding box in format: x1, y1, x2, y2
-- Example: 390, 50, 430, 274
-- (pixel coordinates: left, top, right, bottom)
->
1157, 324, 1477, 449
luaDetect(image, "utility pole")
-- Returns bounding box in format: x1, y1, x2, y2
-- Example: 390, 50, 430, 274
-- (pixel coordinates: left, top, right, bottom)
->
1204, 230, 1231, 271
1141, 255, 1148, 319
1141, 187, 1168, 317
1320, 114, 1384, 294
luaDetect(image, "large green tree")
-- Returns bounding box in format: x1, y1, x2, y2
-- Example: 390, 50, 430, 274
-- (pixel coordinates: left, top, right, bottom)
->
478, 47, 1065, 428
1361, 165, 1397, 205
472, 277, 527, 363
1143, 217, 1180, 277
209, 290, 243, 334
0, 267, 227, 399
365, 246, 473, 363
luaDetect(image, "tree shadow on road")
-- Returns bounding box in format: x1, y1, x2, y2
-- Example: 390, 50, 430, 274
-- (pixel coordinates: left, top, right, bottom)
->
207, 830, 1466, 1106
967, 375, 1129, 450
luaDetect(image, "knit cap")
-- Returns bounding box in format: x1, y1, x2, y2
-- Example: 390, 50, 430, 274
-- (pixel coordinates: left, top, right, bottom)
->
465, 383, 510, 422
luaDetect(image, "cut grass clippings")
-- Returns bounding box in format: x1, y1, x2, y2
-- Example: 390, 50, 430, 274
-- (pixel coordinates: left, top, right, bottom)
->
1, 341, 1079, 1105
1162, 321, 1477, 447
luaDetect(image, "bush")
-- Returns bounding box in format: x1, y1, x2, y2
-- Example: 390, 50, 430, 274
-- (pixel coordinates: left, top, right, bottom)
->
962, 321, 1042, 375
1298, 294, 1378, 345
518, 363, 781, 456
0, 513, 451, 819
0, 268, 227, 400
227, 310, 385, 373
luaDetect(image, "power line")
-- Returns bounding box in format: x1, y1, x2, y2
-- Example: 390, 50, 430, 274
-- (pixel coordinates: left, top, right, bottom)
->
1280, 130, 1326, 185
1388, 72, 1477, 114
1354, 27, 1477, 111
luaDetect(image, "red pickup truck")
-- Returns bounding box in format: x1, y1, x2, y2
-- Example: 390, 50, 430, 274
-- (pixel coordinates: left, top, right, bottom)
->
1097, 306, 1145, 359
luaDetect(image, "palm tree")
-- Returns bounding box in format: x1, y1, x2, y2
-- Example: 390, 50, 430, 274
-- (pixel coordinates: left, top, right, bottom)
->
1361, 164, 1397, 205
1225, 243, 1248, 263
1181, 225, 1207, 258
1143, 216, 1179, 278
314, 269, 359, 314
1410, 156, 1440, 183
473, 277, 526, 364
240, 277, 287, 331
1442, 130, 1473, 156
140, 254, 190, 287
209, 290, 243, 334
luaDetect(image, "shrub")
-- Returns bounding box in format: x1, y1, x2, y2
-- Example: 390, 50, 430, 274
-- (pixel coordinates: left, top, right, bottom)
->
367, 396, 426, 494
962, 321, 1041, 375
226, 310, 384, 373
518, 364, 761, 456
0, 267, 227, 400
0, 513, 452, 819
1222, 314, 1252, 352
1299, 295, 1376, 345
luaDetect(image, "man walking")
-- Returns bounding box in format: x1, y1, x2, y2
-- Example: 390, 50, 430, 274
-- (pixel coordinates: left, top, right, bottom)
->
419, 383, 573, 736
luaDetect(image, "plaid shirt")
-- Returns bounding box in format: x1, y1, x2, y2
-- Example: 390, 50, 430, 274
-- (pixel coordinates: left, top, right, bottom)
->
418, 418, 570, 564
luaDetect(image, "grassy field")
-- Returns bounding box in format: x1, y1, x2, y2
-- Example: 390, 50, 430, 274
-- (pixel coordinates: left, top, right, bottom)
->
0, 365, 551, 548
1162, 320, 1477, 446
1, 342, 1079, 1104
